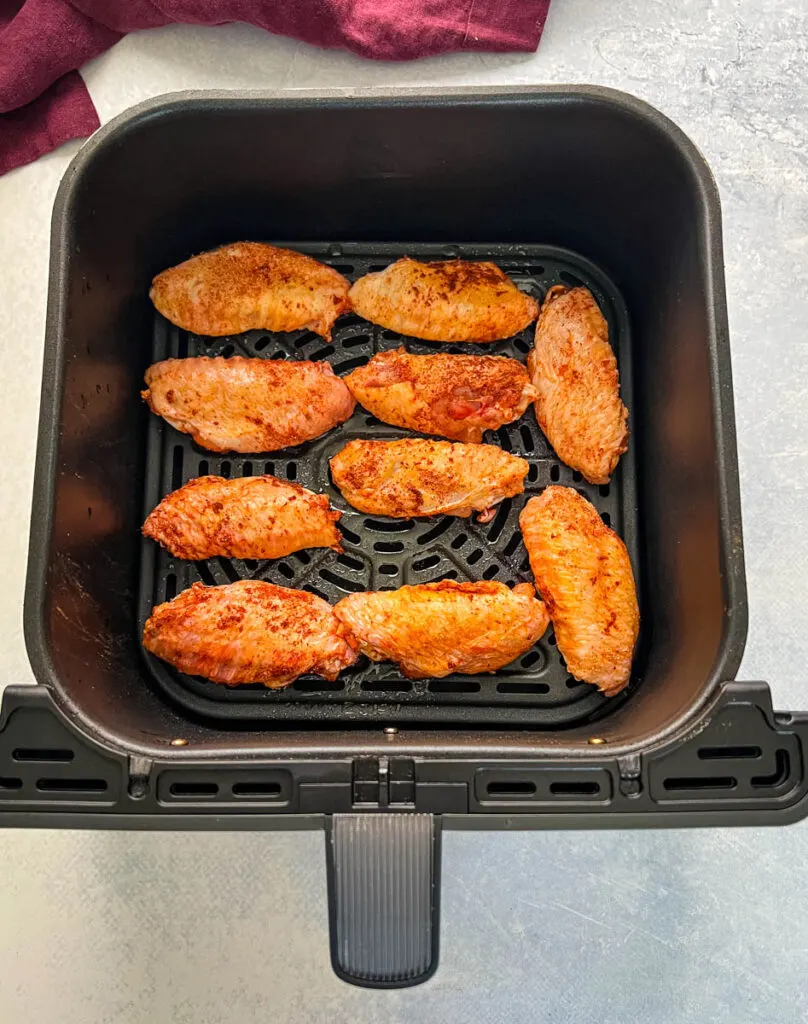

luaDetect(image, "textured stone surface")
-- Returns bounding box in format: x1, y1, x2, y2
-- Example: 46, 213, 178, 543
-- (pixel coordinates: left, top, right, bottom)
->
0, 1, 807, 1020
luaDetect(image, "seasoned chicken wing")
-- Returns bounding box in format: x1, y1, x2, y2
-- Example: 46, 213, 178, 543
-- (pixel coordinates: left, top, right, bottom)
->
519, 486, 639, 695
335, 581, 549, 679
143, 356, 356, 453
344, 348, 536, 442
143, 475, 342, 560
330, 438, 528, 520
528, 286, 628, 485
143, 580, 358, 687
348, 258, 539, 342
150, 243, 350, 340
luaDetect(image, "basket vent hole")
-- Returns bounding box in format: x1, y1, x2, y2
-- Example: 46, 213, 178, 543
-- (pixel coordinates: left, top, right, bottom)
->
220, 344, 235, 357
374, 541, 404, 554
294, 549, 313, 565
343, 334, 371, 349
286, 462, 297, 481
467, 549, 484, 566
361, 680, 413, 692
451, 533, 469, 550
196, 562, 217, 586
169, 781, 218, 798
241, 461, 253, 476
270, 351, 287, 360
277, 563, 294, 580
220, 461, 232, 479
549, 780, 600, 796
482, 565, 499, 580
503, 534, 521, 557
339, 527, 360, 545
527, 464, 539, 483
198, 459, 209, 476
310, 346, 335, 361
487, 501, 511, 542
751, 750, 790, 789
497, 681, 549, 694
566, 676, 582, 688
698, 746, 761, 760
243, 560, 259, 572
36, 778, 108, 793
320, 569, 365, 593
254, 336, 271, 352
520, 425, 534, 452
366, 518, 413, 534
231, 781, 282, 798
337, 553, 364, 571
264, 461, 275, 475
165, 573, 177, 601
417, 519, 451, 545
599, 483, 610, 497
572, 470, 583, 483
520, 651, 543, 669
217, 557, 239, 582
429, 679, 480, 694
601, 512, 612, 527
13, 748, 74, 763
378, 564, 399, 577
171, 445, 184, 490
663, 776, 737, 792
486, 780, 536, 797
0, 777, 22, 791
412, 554, 441, 572
177, 333, 189, 359
548, 630, 557, 647
497, 427, 513, 452
293, 677, 344, 692
550, 464, 561, 482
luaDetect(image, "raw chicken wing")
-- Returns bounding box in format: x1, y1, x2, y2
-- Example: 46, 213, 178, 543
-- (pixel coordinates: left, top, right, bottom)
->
344, 348, 536, 442
143, 356, 355, 452
519, 486, 638, 695
349, 258, 538, 342
335, 580, 549, 679
150, 243, 350, 340
143, 580, 358, 687
330, 438, 527, 520
143, 475, 342, 560
528, 286, 628, 484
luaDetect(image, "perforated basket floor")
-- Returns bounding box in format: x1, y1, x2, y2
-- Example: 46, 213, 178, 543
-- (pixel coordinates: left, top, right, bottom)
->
138, 243, 638, 726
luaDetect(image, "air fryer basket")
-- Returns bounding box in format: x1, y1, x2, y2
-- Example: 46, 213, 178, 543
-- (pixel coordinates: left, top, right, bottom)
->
11, 88, 808, 987
140, 242, 637, 726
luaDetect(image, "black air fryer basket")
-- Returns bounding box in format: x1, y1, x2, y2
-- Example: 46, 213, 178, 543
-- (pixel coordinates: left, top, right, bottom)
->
9, 88, 808, 987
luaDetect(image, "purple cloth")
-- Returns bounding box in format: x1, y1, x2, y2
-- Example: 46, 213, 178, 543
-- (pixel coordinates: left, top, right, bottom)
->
0, 0, 552, 176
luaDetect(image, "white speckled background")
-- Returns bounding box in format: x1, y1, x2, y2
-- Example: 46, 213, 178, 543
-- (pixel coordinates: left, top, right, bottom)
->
1, 1, 807, 1020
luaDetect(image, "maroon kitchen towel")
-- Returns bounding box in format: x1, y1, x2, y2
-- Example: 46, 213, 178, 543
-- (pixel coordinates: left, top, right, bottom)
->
0, 0, 552, 176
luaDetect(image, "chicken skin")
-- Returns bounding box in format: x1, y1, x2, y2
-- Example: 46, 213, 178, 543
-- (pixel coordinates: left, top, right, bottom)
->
335, 580, 549, 679
344, 348, 537, 443
143, 475, 342, 560
143, 357, 356, 453
348, 258, 539, 342
528, 286, 628, 485
150, 243, 350, 341
519, 486, 639, 695
143, 580, 358, 687
330, 438, 528, 520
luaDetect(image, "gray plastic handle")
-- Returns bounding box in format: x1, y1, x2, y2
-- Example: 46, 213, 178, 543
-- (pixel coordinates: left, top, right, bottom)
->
326, 813, 441, 987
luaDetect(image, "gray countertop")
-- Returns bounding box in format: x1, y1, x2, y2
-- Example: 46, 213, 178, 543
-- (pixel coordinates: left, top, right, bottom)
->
1, 1, 807, 1020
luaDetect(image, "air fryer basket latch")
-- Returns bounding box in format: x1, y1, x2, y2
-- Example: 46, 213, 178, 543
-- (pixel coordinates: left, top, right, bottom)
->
352, 757, 416, 808
326, 812, 441, 988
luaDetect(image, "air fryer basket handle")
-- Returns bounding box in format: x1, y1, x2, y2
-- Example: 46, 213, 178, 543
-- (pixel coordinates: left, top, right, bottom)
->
326, 813, 441, 987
